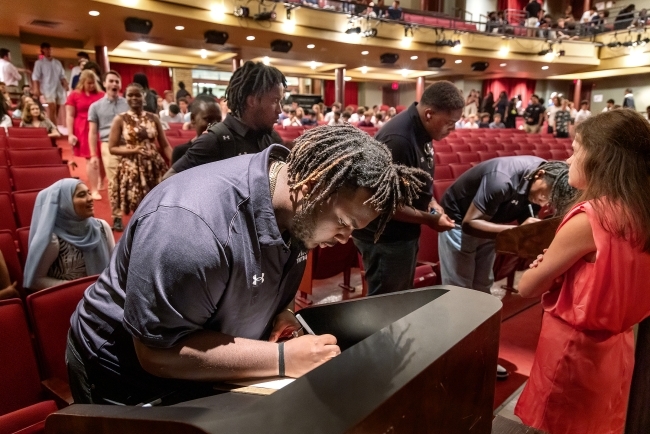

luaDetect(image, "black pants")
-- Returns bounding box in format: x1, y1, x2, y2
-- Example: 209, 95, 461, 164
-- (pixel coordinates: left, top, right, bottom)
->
556, 131, 569, 138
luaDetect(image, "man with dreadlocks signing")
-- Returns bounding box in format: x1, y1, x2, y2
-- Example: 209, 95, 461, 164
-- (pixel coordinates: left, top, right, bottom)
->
67, 125, 428, 405
164, 61, 285, 179
352, 81, 463, 297
438, 157, 575, 380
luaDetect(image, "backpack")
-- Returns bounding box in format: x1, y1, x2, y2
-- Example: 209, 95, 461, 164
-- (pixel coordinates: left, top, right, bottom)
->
205, 121, 237, 160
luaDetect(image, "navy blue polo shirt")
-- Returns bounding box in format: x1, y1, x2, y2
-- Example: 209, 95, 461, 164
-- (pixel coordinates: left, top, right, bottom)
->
70, 145, 307, 397
352, 102, 433, 243
440, 156, 545, 223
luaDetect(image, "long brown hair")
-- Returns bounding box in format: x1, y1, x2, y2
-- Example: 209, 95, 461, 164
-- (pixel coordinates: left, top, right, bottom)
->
575, 109, 650, 252
21, 102, 44, 124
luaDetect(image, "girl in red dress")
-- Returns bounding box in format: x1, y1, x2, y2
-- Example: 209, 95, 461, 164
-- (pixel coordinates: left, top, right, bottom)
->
515, 109, 650, 434
65, 70, 104, 199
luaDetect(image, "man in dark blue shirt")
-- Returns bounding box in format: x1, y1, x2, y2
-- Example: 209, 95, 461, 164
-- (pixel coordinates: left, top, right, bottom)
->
67, 125, 429, 405
439, 157, 574, 294
352, 81, 463, 296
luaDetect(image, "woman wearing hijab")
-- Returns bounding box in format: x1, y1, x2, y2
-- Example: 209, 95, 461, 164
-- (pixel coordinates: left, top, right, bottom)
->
23, 179, 115, 291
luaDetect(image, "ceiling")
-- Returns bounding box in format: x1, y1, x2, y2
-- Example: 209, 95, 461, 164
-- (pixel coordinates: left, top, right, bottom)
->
3, 0, 649, 83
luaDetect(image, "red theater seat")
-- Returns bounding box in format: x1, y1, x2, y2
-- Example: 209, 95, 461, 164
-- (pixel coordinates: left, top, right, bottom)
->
7, 128, 48, 138
533, 150, 553, 160
178, 129, 196, 139
13, 189, 41, 228
502, 143, 519, 152
433, 144, 451, 153
496, 150, 516, 158
433, 179, 455, 201
486, 143, 504, 152
468, 143, 487, 152
17, 227, 29, 268
457, 152, 479, 163
450, 143, 470, 153
519, 143, 535, 151
435, 152, 459, 165
534, 143, 551, 151
0, 150, 6, 167
514, 149, 534, 156
0, 167, 11, 192
10, 165, 71, 191
449, 163, 471, 178
167, 137, 189, 148
477, 151, 498, 162
7, 148, 62, 166
0, 193, 16, 235
0, 230, 22, 290
7, 137, 52, 149
434, 165, 453, 180
550, 149, 569, 160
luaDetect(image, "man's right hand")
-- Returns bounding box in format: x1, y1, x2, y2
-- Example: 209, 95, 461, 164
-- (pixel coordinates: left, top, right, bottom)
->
89, 156, 99, 170
428, 212, 455, 232
283, 334, 340, 378
68, 135, 78, 147
521, 217, 541, 226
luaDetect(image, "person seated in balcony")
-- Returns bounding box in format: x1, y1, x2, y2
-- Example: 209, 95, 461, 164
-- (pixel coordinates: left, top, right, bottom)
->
372, 0, 385, 17
283, 107, 303, 127
301, 109, 318, 126
634, 8, 648, 27
489, 113, 505, 129
20, 102, 60, 138
23, 179, 115, 291
615, 4, 636, 30
278, 104, 291, 124
555, 17, 578, 39
311, 104, 324, 122
524, 0, 542, 37
358, 111, 375, 127
386, 0, 402, 20
486, 12, 500, 33
564, 5, 575, 23
12, 95, 32, 119
478, 113, 491, 128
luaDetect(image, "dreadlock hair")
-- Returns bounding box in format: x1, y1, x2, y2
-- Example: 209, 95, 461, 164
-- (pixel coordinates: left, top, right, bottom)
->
530, 161, 577, 216
224, 61, 287, 118
286, 124, 430, 242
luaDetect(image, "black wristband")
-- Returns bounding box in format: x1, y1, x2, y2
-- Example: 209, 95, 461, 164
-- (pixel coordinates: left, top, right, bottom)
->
278, 342, 285, 377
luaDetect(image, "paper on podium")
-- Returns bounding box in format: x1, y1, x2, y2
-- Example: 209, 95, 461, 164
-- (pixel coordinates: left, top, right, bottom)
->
495, 217, 562, 259
214, 377, 295, 396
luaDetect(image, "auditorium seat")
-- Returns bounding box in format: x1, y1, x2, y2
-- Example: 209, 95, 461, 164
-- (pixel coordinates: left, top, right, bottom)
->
477, 151, 498, 162
11, 118, 20, 127
0, 299, 58, 433
468, 143, 487, 153
519, 143, 535, 151
10, 165, 71, 191
433, 179, 455, 201
548, 142, 566, 150
7, 148, 62, 166
178, 129, 196, 139
16, 227, 29, 268
0, 136, 6, 149
0, 193, 17, 235
550, 149, 569, 160
357, 126, 378, 136
435, 152, 459, 165
26, 275, 99, 407
433, 144, 451, 153
0, 230, 22, 291
13, 189, 41, 228
7, 127, 48, 138
279, 126, 305, 142
446, 138, 464, 146
434, 165, 453, 180
0, 128, 4, 136
450, 143, 470, 153
485, 143, 504, 152
163, 129, 180, 138
533, 150, 553, 160
534, 143, 551, 152
457, 152, 479, 163
7, 137, 52, 149
496, 150, 516, 158
167, 137, 189, 148
514, 149, 534, 156
502, 143, 520, 152
0, 150, 6, 167
0, 167, 11, 192
449, 163, 471, 178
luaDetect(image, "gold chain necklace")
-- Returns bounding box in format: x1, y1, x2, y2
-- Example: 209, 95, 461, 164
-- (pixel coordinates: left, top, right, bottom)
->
269, 160, 285, 200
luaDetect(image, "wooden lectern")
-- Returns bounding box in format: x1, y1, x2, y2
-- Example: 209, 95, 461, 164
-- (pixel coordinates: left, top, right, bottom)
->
46, 286, 502, 434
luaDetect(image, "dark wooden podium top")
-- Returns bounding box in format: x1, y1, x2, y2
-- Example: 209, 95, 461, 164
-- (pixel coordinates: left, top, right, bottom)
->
47, 286, 503, 434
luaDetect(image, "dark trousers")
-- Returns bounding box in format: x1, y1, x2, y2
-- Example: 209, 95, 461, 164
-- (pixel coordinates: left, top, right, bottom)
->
353, 238, 419, 296
556, 131, 569, 138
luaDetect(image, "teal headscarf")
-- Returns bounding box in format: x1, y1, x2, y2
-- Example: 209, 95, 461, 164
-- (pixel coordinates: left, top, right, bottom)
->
23, 178, 110, 288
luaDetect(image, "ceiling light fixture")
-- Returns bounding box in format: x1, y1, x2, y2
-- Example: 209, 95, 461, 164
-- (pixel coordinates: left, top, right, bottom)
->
307, 44, 315, 49
361, 66, 368, 74
175, 25, 184, 30
262, 56, 270, 65
361, 50, 369, 55
455, 59, 462, 64
200, 49, 208, 59
499, 46, 509, 55
211, 4, 225, 20
310, 61, 321, 70
89, 11, 100, 16
344, 76, 352, 81
148, 60, 161, 65
411, 55, 418, 60
246, 35, 255, 41
400, 69, 410, 77
500, 63, 506, 67
137, 41, 149, 52
541, 65, 549, 70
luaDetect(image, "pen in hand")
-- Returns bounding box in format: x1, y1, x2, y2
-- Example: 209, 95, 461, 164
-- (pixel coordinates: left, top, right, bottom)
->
295, 314, 315, 335
528, 204, 535, 218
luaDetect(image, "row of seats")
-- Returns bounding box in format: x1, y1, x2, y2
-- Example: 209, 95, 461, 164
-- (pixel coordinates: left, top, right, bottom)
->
434, 148, 571, 166
1, 190, 40, 235
0, 127, 48, 138
0, 165, 71, 193
0, 136, 53, 150
0, 148, 62, 167
434, 142, 571, 153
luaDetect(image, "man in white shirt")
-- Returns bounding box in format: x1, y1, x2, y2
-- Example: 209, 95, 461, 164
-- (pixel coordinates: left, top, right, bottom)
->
602, 99, 615, 112
160, 103, 184, 124
581, 6, 598, 23
0, 48, 27, 92
327, 110, 344, 126
574, 100, 592, 125
324, 102, 342, 122
32, 42, 69, 122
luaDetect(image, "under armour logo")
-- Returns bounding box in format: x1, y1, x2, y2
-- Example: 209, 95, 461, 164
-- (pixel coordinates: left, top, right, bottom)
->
222, 135, 231, 140
252, 274, 265, 286
421, 157, 425, 162
511, 200, 519, 205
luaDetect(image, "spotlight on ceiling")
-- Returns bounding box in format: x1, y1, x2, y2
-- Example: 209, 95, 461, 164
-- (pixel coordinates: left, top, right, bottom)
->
204, 30, 229, 45
427, 57, 446, 68
380, 53, 399, 64
346, 27, 361, 34
471, 61, 489, 71
270, 39, 292, 53
234, 6, 250, 17
124, 17, 153, 34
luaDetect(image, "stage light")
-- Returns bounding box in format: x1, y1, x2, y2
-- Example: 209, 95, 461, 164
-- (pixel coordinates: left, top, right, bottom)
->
254, 10, 277, 21
362, 28, 377, 38
454, 59, 462, 64
541, 65, 549, 70
200, 49, 208, 59
344, 76, 352, 81
234, 6, 249, 17
262, 56, 270, 65
346, 27, 361, 34
211, 4, 225, 20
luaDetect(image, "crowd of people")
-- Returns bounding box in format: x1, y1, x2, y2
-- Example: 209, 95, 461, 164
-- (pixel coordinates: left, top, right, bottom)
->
1, 37, 650, 434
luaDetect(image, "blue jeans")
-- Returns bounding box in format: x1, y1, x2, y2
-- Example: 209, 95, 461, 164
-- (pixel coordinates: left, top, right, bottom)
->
438, 226, 496, 293
353, 238, 419, 296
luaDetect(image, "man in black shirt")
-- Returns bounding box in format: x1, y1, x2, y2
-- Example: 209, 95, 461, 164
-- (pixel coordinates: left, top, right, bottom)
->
523, 94, 545, 134
352, 81, 462, 296
524, 0, 541, 36
170, 99, 222, 164
164, 61, 284, 178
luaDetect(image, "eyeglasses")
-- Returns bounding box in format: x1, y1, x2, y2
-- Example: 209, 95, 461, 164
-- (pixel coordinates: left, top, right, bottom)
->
423, 142, 433, 169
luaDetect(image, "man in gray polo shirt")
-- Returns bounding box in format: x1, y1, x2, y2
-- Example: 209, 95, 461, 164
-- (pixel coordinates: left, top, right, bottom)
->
67, 125, 429, 405
32, 42, 68, 122
88, 70, 129, 231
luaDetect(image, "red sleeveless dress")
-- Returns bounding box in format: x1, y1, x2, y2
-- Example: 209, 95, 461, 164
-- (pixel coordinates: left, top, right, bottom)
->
515, 201, 650, 434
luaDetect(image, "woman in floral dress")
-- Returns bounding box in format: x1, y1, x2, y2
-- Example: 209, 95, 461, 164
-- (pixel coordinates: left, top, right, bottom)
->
108, 83, 172, 215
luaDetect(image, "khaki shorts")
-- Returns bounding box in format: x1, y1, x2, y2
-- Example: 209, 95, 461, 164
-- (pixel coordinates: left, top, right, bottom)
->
524, 124, 541, 134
